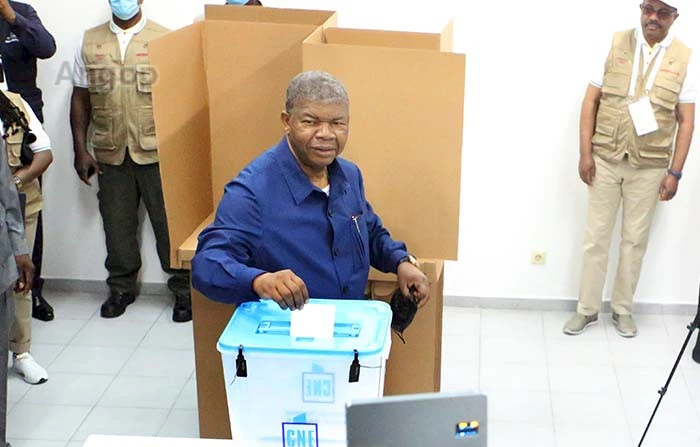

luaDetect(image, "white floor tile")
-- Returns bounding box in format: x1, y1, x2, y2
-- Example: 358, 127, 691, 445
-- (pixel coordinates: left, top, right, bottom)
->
442, 334, 479, 365
7, 403, 92, 441
551, 392, 627, 426
481, 336, 547, 365
440, 362, 479, 393
554, 423, 633, 447
71, 407, 169, 441
21, 343, 65, 370
615, 366, 678, 396
623, 384, 700, 430
480, 364, 549, 393
481, 309, 544, 340
65, 442, 86, 447
609, 340, 678, 368
31, 319, 87, 345
5, 440, 67, 447
47, 292, 103, 320
98, 375, 189, 409
20, 372, 114, 406
71, 319, 153, 348
7, 374, 32, 405
487, 391, 553, 424
49, 345, 135, 375
487, 421, 556, 447
140, 322, 194, 351
158, 409, 200, 438
173, 376, 198, 410
549, 365, 619, 394
120, 347, 195, 378
632, 427, 700, 447
545, 339, 612, 366
442, 307, 480, 337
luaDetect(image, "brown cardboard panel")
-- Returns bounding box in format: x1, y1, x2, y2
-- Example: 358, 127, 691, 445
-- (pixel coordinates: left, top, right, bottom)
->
151, 23, 213, 269
441, 20, 455, 52
324, 27, 441, 50
178, 213, 215, 266
204, 4, 337, 27
303, 43, 465, 260
192, 285, 236, 439
204, 21, 327, 202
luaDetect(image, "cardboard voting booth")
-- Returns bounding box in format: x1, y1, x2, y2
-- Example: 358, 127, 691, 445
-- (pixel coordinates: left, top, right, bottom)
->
150, 5, 464, 439
219, 299, 392, 446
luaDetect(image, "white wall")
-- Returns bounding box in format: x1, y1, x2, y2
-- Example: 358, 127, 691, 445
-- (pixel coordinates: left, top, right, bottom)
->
28, 0, 700, 305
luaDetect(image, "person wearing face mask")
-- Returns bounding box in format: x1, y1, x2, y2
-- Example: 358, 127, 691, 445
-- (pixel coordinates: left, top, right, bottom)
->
563, 0, 695, 338
70, 0, 192, 322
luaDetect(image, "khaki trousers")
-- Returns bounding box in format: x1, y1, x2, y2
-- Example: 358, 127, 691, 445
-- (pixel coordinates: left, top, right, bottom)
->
9, 212, 38, 354
577, 153, 666, 316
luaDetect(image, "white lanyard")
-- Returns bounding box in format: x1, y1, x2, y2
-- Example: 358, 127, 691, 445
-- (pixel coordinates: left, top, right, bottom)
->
628, 39, 667, 97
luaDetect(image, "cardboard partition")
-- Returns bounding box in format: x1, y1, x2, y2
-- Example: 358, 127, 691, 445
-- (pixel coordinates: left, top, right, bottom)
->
302, 24, 465, 260
150, 22, 213, 270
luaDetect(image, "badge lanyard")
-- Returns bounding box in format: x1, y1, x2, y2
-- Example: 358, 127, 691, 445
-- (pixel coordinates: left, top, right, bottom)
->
628, 38, 667, 98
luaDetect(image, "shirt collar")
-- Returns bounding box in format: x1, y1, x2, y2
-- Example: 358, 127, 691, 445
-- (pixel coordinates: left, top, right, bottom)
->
274, 137, 348, 205
109, 13, 147, 35
635, 26, 675, 50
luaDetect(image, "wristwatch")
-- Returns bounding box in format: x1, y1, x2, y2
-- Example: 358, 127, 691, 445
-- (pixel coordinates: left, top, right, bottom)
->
13, 175, 22, 188
397, 254, 420, 270
667, 169, 682, 180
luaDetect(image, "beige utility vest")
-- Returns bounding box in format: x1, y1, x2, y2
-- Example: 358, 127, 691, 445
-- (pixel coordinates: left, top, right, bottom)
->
82, 20, 168, 166
4, 91, 42, 217
593, 29, 691, 169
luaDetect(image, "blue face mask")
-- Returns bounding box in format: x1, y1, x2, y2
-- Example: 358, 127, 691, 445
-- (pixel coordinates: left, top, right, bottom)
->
109, 0, 140, 21
225, 0, 249, 4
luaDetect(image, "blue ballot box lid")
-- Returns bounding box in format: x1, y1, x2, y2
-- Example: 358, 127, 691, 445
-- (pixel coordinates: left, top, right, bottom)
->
217, 299, 392, 357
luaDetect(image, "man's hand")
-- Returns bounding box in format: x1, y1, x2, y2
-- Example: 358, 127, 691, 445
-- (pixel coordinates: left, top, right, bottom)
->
74, 152, 101, 185
14, 254, 34, 294
397, 262, 430, 307
0, 0, 16, 24
659, 174, 679, 201
579, 154, 596, 185
252, 269, 309, 311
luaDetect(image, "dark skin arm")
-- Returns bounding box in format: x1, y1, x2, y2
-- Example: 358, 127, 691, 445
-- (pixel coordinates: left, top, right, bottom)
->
70, 86, 100, 185
13, 150, 52, 184
579, 84, 603, 185
659, 103, 695, 201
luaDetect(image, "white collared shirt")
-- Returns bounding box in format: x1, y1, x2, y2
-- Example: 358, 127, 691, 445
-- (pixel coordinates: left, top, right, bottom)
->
592, 27, 697, 103
72, 14, 148, 88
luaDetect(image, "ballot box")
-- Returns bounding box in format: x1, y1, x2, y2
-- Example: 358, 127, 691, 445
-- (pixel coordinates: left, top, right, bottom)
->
218, 298, 392, 446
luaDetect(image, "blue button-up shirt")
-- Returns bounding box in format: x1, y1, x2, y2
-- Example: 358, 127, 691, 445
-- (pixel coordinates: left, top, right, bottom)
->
192, 137, 408, 304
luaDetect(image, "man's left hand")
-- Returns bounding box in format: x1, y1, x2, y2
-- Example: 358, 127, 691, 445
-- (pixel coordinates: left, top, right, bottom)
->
14, 254, 34, 294
659, 174, 679, 201
0, 0, 16, 24
397, 262, 430, 307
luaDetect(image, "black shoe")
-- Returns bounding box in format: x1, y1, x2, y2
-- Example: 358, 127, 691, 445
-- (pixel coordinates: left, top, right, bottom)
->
172, 292, 192, 323
32, 294, 54, 322
100, 292, 135, 318
693, 341, 700, 364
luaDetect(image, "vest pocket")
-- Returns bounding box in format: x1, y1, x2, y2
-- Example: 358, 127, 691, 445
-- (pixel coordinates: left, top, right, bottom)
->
602, 72, 629, 96
591, 121, 617, 151
638, 117, 675, 160
136, 65, 154, 94
86, 65, 113, 95
650, 77, 681, 110
91, 107, 116, 150
138, 107, 158, 151
5, 128, 23, 168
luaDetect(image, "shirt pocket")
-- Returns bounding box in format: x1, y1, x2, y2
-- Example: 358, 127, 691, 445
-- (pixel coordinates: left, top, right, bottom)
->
85, 64, 114, 95
350, 211, 368, 270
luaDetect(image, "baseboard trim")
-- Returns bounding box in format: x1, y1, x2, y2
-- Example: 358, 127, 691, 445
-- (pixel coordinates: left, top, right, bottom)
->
444, 295, 697, 316
44, 279, 171, 296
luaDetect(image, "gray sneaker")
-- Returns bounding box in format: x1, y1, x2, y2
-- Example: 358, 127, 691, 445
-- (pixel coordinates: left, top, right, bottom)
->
612, 313, 637, 338
563, 313, 598, 335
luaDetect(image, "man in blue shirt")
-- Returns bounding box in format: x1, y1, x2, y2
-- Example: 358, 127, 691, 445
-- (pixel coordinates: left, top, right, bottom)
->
192, 71, 429, 310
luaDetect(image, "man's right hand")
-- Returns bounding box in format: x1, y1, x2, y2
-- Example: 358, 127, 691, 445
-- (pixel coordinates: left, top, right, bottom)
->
74, 152, 101, 185
578, 153, 596, 185
252, 270, 309, 311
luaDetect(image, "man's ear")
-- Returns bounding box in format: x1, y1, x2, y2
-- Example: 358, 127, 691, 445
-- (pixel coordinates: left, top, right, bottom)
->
280, 110, 291, 133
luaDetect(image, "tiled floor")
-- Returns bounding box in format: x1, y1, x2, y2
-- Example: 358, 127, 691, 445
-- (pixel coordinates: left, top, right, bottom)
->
7, 293, 700, 446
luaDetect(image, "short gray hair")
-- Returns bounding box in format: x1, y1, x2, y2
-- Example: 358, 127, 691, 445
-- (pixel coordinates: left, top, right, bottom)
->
285, 71, 349, 114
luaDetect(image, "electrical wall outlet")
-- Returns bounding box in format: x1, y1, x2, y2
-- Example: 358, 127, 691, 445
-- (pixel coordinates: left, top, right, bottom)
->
531, 251, 547, 265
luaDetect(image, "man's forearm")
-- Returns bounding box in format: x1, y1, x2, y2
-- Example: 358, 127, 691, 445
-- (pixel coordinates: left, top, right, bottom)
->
14, 150, 52, 184
580, 101, 598, 157
670, 121, 694, 172
70, 90, 91, 156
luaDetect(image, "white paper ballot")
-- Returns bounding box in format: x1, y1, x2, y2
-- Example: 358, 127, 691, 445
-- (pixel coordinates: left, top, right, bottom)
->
628, 97, 659, 136
290, 303, 336, 339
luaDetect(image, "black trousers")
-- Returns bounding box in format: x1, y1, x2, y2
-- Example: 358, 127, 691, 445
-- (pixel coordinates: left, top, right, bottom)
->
97, 153, 189, 297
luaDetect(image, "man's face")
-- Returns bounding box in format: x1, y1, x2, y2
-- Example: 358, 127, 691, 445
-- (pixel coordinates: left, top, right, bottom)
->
281, 100, 349, 173
640, 0, 678, 44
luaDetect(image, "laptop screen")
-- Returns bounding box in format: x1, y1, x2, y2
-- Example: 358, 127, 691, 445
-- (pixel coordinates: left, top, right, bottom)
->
346, 392, 487, 447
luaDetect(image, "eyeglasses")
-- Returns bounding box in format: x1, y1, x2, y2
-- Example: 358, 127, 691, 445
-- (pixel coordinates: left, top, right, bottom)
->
640, 3, 677, 21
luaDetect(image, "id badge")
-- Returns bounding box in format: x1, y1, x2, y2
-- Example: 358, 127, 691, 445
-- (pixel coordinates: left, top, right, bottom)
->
628, 96, 659, 136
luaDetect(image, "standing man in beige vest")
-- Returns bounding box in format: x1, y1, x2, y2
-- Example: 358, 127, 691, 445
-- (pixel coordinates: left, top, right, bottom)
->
564, 0, 695, 338
70, 0, 191, 322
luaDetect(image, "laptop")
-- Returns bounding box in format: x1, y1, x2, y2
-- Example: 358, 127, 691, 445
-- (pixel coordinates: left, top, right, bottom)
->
346, 391, 487, 447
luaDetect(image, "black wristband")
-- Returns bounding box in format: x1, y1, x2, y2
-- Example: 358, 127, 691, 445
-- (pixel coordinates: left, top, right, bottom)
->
667, 169, 682, 180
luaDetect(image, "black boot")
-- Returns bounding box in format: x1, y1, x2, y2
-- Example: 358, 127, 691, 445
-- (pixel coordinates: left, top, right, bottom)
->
32, 293, 54, 322
693, 332, 700, 364
100, 292, 135, 318
172, 292, 192, 323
